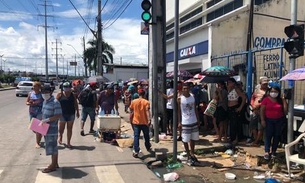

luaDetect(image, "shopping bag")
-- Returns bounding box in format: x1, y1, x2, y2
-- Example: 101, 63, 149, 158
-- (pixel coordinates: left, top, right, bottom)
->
29, 118, 50, 136
204, 99, 217, 117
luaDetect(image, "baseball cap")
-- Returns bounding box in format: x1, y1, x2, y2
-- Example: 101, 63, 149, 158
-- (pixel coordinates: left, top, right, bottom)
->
260, 76, 269, 84
63, 82, 71, 87
106, 84, 114, 89
89, 82, 97, 87
41, 85, 52, 93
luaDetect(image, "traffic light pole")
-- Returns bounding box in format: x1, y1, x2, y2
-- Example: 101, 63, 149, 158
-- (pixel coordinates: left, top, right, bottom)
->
287, 0, 297, 144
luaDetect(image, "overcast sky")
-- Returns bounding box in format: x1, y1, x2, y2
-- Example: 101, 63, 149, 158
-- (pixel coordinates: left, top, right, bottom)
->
0, 0, 148, 76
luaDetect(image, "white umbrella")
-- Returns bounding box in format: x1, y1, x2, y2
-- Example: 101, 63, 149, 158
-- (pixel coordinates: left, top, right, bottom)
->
87, 76, 110, 83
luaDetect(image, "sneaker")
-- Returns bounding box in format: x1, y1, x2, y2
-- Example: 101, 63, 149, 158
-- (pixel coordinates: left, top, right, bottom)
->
264, 154, 270, 160
187, 156, 200, 166
191, 155, 199, 163
271, 153, 276, 158
132, 152, 139, 158
89, 129, 95, 134
80, 130, 85, 136
177, 136, 182, 141
146, 147, 153, 152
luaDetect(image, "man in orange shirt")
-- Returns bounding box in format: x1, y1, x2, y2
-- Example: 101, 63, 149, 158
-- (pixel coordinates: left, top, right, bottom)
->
129, 89, 152, 158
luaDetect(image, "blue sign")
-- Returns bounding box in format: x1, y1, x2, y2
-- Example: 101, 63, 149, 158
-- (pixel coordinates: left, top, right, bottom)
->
166, 40, 208, 63
253, 37, 286, 48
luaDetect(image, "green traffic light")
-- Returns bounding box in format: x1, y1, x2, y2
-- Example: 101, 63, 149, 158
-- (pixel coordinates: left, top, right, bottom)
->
142, 12, 151, 22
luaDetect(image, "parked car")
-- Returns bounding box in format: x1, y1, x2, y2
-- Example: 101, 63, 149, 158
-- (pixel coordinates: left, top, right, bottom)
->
15, 81, 34, 97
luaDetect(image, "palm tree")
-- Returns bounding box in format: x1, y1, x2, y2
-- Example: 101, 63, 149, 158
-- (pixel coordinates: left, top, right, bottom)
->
83, 39, 115, 76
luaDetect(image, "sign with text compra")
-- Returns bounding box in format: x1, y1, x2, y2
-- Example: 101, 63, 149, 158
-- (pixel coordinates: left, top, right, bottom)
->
141, 22, 149, 35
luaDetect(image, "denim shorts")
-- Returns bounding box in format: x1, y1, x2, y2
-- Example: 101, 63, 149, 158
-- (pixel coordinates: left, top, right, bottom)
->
44, 135, 58, 155
60, 114, 75, 122
81, 107, 96, 122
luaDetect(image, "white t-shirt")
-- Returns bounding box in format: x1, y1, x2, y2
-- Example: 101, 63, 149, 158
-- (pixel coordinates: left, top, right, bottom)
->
180, 94, 197, 125
166, 88, 174, 109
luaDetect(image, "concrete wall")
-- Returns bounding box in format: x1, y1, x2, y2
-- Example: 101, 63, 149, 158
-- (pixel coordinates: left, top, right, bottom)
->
104, 67, 148, 82
210, 0, 305, 104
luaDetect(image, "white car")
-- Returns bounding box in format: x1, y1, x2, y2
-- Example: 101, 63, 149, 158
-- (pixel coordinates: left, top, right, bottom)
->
16, 81, 34, 97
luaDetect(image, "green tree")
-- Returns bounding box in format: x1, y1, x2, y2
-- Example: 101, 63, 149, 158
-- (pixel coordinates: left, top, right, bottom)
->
83, 39, 115, 76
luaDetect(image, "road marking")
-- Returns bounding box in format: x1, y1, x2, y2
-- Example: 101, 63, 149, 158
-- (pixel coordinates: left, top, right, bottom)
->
35, 168, 62, 183
95, 165, 125, 183
116, 146, 123, 152
0, 170, 3, 177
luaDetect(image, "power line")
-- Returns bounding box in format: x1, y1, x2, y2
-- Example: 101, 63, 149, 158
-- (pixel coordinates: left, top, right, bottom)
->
103, 0, 133, 30
68, 0, 96, 38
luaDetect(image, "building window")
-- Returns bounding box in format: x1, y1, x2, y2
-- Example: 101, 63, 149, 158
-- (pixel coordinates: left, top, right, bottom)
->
207, 0, 243, 22
207, 0, 223, 8
180, 18, 202, 34
166, 32, 174, 40
180, 7, 203, 23
166, 23, 174, 31
254, 0, 271, 5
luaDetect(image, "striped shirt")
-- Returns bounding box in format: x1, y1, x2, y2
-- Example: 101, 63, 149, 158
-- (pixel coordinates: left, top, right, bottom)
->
42, 96, 62, 136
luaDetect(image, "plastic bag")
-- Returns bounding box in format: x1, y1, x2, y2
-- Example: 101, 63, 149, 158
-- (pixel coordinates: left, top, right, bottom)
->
163, 172, 179, 182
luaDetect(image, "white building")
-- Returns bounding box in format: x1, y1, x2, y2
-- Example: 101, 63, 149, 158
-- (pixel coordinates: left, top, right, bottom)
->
165, 0, 305, 104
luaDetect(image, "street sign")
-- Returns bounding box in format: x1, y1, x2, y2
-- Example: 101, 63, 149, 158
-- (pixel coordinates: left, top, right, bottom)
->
70, 61, 77, 66
141, 22, 149, 35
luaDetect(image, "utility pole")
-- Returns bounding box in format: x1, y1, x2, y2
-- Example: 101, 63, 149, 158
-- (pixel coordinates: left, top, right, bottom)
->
83, 36, 88, 77
287, 0, 297, 144
152, 0, 159, 143
0, 55, 3, 76
52, 39, 62, 82
172, 0, 180, 162
38, 0, 54, 81
97, 0, 103, 76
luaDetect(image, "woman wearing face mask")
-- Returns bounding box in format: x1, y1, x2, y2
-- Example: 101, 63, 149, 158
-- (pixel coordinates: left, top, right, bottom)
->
56, 82, 80, 148
260, 85, 287, 160
26, 81, 44, 148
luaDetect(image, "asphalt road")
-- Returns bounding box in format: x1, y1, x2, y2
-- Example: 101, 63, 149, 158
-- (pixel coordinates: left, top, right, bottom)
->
0, 89, 161, 183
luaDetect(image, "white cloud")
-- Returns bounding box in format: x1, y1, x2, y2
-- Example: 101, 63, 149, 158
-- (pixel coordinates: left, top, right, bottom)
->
1, 17, 147, 74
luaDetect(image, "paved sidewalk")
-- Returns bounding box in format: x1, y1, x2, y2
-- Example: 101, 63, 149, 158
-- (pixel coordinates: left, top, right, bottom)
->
115, 100, 279, 162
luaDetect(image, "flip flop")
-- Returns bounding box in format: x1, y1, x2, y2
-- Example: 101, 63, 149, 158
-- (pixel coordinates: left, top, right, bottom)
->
66, 144, 73, 149
41, 168, 56, 173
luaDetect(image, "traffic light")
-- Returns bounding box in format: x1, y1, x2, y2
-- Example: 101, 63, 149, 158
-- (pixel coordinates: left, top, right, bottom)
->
284, 24, 304, 58
141, 0, 152, 23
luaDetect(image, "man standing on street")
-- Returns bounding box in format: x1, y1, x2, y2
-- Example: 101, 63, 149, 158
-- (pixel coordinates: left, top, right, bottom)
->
129, 89, 152, 158
178, 82, 200, 166
78, 82, 99, 136
40, 85, 62, 173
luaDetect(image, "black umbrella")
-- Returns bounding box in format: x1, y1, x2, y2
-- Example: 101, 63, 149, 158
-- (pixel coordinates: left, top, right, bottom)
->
201, 66, 237, 77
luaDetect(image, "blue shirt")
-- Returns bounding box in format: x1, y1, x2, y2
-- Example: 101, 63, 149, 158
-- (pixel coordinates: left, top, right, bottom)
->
42, 96, 62, 136
29, 91, 43, 116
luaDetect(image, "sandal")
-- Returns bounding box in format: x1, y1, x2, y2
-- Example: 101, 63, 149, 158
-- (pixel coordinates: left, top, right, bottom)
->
42, 168, 56, 173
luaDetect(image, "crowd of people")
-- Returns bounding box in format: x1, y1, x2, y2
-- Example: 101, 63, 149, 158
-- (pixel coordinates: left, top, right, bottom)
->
25, 76, 288, 173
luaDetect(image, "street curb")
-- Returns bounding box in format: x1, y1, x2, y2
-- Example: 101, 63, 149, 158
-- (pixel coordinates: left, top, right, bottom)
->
0, 87, 16, 91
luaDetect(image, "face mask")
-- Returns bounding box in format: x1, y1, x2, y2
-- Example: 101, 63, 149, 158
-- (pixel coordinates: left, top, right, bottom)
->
63, 87, 71, 92
270, 92, 278, 98
42, 93, 51, 100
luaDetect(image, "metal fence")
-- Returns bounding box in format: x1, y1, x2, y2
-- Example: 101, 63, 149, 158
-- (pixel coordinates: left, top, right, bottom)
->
211, 47, 305, 105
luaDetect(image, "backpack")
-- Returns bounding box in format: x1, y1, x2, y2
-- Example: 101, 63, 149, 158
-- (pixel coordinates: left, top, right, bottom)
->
78, 88, 91, 106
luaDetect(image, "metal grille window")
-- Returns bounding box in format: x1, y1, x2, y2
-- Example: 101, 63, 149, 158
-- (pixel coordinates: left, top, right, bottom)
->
166, 32, 174, 40
207, 0, 243, 22
254, 0, 271, 5
180, 7, 203, 23
207, 0, 223, 8
180, 18, 203, 34
166, 23, 174, 31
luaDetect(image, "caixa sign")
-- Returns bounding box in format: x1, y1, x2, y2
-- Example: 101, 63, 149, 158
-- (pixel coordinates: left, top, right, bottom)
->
180, 46, 196, 58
